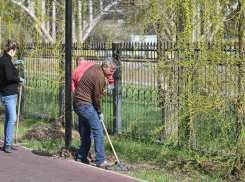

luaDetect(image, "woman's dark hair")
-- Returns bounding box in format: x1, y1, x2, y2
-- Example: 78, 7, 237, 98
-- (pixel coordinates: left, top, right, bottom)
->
4, 39, 16, 54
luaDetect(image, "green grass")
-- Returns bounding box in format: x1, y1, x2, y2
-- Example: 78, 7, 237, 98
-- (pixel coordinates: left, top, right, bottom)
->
20, 139, 65, 154
105, 137, 162, 162
125, 169, 223, 182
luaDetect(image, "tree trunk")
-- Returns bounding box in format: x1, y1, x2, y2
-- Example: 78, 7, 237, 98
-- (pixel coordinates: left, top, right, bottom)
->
232, 1, 244, 179
52, 0, 56, 42
41, 0, 45, 30
78, 0, 82, 42
100, 0, 103, 11
89, 0, 93, 28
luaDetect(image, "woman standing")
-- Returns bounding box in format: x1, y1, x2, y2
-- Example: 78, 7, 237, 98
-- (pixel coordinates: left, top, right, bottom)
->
0, 40, 24, 153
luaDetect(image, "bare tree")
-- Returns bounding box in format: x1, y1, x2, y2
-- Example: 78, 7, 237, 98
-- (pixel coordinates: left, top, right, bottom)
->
12, 0, 119, 43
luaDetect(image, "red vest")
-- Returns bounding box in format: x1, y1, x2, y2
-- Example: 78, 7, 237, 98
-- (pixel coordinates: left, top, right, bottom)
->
72, 62, 97, 95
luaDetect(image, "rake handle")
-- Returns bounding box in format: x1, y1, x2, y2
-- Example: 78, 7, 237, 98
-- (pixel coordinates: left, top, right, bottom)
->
15, 85, 22, 144
101, 120, 121, 165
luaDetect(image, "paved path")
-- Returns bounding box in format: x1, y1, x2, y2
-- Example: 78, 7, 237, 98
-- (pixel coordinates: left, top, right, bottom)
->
0, 140, 145, 182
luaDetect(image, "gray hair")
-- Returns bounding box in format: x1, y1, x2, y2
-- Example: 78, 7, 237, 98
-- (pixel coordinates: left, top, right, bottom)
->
102, 57, 119, 69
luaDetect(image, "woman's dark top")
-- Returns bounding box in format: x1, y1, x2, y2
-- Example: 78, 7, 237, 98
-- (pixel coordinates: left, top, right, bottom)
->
0, 53, 20, 96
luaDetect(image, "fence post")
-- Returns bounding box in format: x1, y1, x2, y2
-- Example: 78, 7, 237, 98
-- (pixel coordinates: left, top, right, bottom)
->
59, 44, 65, 126
65, 0, 73, 147
112, 43, 122, 134
18, 45, 25, 113
157, 40, 166, 142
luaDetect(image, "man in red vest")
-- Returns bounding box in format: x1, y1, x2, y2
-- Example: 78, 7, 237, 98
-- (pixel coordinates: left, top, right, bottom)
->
73, 57, 118, 167
72, 56, 96, 95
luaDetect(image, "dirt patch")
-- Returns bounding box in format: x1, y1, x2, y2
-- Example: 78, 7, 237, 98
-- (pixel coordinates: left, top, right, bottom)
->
51, 146, 154, 172
52, 146, 79, 160
52, 146, 121, 167
22, 122, 65, 142
52, 147, 100, 164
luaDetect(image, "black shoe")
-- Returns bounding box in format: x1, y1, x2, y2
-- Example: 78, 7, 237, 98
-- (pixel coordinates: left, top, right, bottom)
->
3, 144, 18, 150
82, 160, 90, 164
77, 158, 90, 164
4, 145, 12, 153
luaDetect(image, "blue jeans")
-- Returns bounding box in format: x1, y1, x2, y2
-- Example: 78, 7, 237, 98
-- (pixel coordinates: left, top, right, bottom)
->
73, 103, 105, 166
78, 117, 84, 140
0, 94, 17, 145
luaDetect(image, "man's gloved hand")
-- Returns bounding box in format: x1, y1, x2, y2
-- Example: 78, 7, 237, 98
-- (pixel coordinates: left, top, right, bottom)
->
99, 113, 104, 121
14, 60, 24, 66
108, 84, 114, 91
19, 77, 24, 86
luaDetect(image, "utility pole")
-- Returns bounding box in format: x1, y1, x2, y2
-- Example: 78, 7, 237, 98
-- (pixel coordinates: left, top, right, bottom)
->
65, 0, 72, 147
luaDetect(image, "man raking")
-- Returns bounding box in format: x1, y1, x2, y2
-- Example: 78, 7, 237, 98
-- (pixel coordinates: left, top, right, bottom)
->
73, 57, 118, 167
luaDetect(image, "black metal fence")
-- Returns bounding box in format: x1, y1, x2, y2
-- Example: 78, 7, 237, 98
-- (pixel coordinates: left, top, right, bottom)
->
12, 41, 242, 151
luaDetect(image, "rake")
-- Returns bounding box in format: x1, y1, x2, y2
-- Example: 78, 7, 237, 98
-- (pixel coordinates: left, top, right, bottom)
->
14, 86, 27, 147
101, 120, 122, 169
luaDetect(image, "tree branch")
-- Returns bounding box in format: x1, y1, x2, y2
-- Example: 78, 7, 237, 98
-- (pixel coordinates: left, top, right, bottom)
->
81, 1, 118, 43
12, 0, 54, 42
